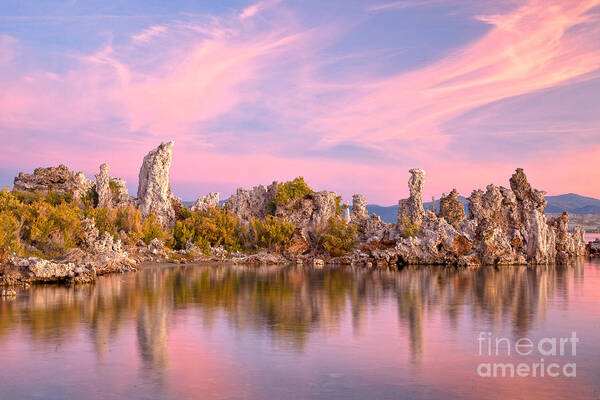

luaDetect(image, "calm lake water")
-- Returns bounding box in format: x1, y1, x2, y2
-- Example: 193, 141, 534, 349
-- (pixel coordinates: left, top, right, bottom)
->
1, 261, 600, 400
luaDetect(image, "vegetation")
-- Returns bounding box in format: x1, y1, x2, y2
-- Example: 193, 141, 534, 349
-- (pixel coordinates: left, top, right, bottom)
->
0, 188, 83, 258
271, 177, 313, 208
400, 216, 419, 238
249, 216, 296, 252
320, 217, 357, 257
169, 207, 244, 253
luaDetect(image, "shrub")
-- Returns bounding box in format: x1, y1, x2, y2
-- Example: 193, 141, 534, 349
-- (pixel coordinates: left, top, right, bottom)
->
81, 185, 98, 208
141, 213, 168, 245
169, 207, 243, 252
272, 177, 313, 208
20, 200, 83, 258
250, 216, 295, 252
84, 204, 145, 244
400, 216, 419, 238
0, 213, 22, 254
320, 217, 357, 257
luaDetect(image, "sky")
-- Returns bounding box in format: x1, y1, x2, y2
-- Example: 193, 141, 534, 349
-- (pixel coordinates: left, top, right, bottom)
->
1, 0, 599, 204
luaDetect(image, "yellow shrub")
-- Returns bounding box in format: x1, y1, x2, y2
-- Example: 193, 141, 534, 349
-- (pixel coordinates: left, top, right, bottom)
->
320, 217, 357, 257
271, 177, 313, 208
169, 207, 243, 252
250, 216, 295, 252
400, 216, 419, 238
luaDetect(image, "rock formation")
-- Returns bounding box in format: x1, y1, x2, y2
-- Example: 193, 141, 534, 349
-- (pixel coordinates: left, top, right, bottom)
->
137, 141, 179, 226
13, 164, 92, 199
224, 183, 278, 223
339, 168, 586, 267
95, 163, 111, 208
273, 191, 339, 242
439, 189, 466, 229
0, 218, 135, 286
95, 163, 133, 208
397, 169, 425, 230
587, 238, 600, 257
343, 201, 351, 223
351, 194, 368, 221
191, 192, 220, 212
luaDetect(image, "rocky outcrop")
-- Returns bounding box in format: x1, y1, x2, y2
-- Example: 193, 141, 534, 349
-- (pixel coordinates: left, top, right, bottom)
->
137, 142, 179, 226
344, 168, 586, 267
224, 183, 278, 223
13, 164, 92, 199
273, 191, 339, 243
191, 192, 220, 212
0, 218, 135, 286
397, 169, 425, 230
94, 163, 133, 208
96, 163, 111, 207
439, 189, 466, 229
351, 194, 368, 221
587, 239, 600, 257
343, 201, 351, 223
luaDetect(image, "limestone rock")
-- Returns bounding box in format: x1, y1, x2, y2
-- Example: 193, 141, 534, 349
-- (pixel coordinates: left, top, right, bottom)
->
137, 141, 178, 226
13, 164, 92, 199
397, 169, 425, 230
587, 238, 600, 257
96, 163, 111, 208
191, 192, 220, 212
343, 201, 350, 223
351, 194, 368, 221
224, 183, 278, 223
439, 189, 466, 229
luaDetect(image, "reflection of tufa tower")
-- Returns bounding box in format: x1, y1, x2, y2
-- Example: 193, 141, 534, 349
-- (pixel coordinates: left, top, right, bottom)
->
137, 298, 170, 372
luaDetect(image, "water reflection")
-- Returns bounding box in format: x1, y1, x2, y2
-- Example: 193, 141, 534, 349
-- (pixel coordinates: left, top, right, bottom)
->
0, 260, 589, 371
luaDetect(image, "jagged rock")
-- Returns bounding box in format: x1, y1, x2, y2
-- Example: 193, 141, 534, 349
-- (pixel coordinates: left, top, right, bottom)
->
428, 196, 436, 212
439, 189, 466, 229
137, 142, 179, 226
191, 192, 220, 212
273, 190, 338, 243
13, 164, 92, 199
96, 163, 111, 208
225, 183, 277, 223
343, 201, 351, 223
110, 178, 134, 205
587, 239, 600, 257
351, 194, 368, 221
148, 238, 165, 255
397, 169, 425, 230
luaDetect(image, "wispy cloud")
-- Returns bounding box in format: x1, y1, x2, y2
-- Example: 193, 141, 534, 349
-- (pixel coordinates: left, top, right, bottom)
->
131, 25, 168, 43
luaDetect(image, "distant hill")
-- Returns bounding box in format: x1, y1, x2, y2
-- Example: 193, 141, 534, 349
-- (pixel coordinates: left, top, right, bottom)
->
545, 193, 600, 214
367, 193, 600, 223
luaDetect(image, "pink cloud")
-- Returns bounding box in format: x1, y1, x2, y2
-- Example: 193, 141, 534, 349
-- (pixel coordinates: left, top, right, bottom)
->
313, 0, 600, 154
0, 0, 599, 204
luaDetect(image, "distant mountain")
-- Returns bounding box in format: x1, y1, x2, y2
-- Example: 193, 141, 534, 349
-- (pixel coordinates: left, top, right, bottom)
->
545, 193, 600, 214
366, 193, 600, 223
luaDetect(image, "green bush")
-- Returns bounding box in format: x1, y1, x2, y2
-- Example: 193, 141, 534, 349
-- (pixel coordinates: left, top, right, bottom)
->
169, 207, 243, 252
20, 200, 83, 258
141, 213, 168, 245
250, 216, 295, 252
272, 177, 313, 208
400, 216, 419, 238
84, 204, 146, 244
320, 217, 357, 257
0, 213, 22, 254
